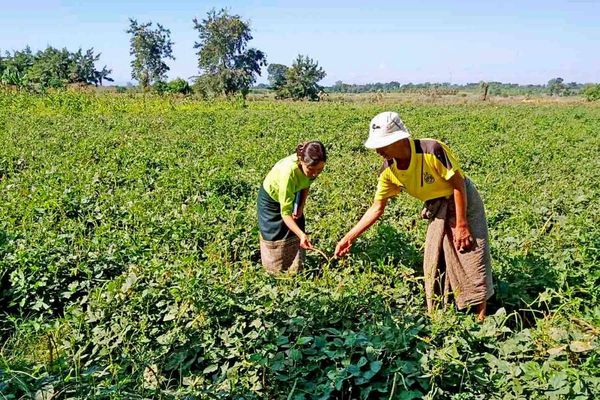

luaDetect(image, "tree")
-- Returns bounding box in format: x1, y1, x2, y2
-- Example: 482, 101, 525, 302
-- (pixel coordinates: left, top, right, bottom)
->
275, 55, 326, 100
267, 63, 288, 89
26, 47, 71, 88
0, 46, 111, 89
0, 47, 34, 86
127, 19, 174, 89
193, 9, 267, 98
480, 81, 489, 101
67, 48, 113, 86
547, 77, 565, 96
582, 84, 600, 101
93, 65, 114, 86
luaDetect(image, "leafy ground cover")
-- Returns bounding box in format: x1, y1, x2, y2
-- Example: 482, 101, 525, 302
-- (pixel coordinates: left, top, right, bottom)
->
0, 90, 598, 399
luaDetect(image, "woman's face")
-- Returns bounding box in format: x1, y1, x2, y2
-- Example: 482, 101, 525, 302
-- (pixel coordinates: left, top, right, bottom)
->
300, 161, 325, 179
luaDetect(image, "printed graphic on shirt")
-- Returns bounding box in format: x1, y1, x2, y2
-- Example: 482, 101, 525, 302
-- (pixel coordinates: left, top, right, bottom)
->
423, 171, 435, 184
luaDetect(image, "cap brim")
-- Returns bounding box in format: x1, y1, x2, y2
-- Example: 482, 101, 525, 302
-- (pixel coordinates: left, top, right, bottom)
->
364, 131, 410, 149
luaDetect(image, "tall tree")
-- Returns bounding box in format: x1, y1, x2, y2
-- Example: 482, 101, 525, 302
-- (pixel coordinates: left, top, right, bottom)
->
267, 63, 288, 89
93, 66, 114, 86
547, 77, 565, 96
275, 55, 326, 100
127, 19, 174, 89
480, 81, 489, 101
0, 47, 34, 86
193, 9, 266, 98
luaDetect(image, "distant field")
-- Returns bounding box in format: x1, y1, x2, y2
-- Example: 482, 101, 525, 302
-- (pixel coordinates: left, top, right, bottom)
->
0, 90, 598, 399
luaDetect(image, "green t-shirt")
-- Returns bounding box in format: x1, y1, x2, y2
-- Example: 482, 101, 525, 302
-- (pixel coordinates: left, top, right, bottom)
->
262, 154, 313, 216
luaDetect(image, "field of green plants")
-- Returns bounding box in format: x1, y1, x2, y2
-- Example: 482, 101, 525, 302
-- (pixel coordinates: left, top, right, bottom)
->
0, 90, 598, 399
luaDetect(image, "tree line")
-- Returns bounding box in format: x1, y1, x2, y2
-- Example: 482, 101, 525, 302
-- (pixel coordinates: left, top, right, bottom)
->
0, 46, 112, 89
1, 8, 599, 101
0, 9, 325, 100
319, 79, 593, 98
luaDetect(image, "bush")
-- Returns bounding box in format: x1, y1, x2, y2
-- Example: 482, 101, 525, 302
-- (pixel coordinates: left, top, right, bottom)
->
152, 80, 168, 94
583, 84, 600, 101
166, 78, 191, 95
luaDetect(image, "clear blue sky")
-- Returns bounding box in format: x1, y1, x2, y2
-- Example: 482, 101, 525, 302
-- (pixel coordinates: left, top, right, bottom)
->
1, 0, 599, 86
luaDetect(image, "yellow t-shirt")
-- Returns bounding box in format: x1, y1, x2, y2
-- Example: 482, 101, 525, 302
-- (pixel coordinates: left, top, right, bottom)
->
262, 154, 313, 216
375, 139, 465, 202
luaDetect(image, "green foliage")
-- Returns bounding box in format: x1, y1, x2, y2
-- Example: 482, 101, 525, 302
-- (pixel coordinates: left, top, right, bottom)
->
583, 84, 600, 101
547, 77, 566, 96
153, 78, 192, 95
193, 9, 267, 98
167, 78, 192, 94
152, 80, 169, 94
0, 92, 598, 398
325, 80, 587, 97
267, 63, 288, 89
275, 55, 326, 100
0, 46, 112, 89
126, 18, 175, 89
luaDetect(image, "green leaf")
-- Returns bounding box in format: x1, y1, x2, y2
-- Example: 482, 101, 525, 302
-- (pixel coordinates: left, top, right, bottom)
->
369, 360, 382, 373
203, 364, 218, 374
547, 345, 567, 356
271, 361, 285, 371
276, 336, 290, 346
347, 364, 361, 376
362, 369, 376, 381
357, 356, 367, 367
275, 373, 290, 381
296, 336, 313, 345
399, 390, 423, 400
289, 349, 302, 361
163, 305, 178, 321
569, 341, 594, 353
549, 371, 568, 389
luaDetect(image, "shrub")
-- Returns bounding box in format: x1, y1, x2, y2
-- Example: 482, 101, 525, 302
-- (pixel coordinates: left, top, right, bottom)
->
583, 84, 600, 101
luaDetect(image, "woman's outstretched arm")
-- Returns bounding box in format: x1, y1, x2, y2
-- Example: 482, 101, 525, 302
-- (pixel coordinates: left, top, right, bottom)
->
334, 198, 388, 257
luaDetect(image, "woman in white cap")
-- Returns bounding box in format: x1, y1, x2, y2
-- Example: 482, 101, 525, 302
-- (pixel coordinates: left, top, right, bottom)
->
334, 111, 493, 320
258, 141, 326, 274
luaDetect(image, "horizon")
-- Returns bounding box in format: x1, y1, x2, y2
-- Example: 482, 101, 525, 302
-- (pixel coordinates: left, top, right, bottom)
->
2, 0, 599, 86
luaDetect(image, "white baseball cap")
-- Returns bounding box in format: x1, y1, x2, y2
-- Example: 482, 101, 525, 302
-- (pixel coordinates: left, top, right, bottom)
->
364, 111, 410, 149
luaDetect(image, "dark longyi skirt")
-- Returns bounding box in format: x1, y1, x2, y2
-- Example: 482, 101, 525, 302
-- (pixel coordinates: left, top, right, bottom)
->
257, 185, 306, 274
257, 185, 305, 241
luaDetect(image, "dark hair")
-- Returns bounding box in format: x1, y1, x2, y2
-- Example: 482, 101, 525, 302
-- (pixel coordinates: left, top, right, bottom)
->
296, 141, 327, 166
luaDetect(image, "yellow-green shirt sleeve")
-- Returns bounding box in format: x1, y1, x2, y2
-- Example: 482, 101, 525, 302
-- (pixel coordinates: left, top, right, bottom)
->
374, 168, 402, 201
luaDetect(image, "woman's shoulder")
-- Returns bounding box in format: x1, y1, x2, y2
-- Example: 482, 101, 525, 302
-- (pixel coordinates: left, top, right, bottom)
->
274, 154, 298, 168
270, 154, 299, 179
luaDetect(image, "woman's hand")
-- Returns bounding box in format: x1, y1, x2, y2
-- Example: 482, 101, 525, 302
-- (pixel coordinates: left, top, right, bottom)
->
454, 223, 474, 253
300, 233, 314, 250
334, 237, 352, 257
